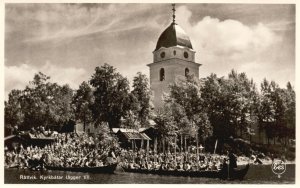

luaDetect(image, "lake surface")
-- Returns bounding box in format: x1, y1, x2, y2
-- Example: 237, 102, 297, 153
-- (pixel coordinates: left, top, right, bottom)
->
5, 164, 295, 184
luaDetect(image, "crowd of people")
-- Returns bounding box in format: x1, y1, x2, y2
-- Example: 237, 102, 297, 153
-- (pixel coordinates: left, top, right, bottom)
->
119, 149, 229, 172
5, 130, 238, 172
5, 132, 118, 169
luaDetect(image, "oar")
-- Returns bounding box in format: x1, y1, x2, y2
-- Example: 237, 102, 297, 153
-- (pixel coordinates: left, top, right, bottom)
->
214, 139, 218, 154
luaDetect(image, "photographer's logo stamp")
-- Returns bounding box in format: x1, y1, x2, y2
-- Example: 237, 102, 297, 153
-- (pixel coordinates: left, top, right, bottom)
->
271, 160, 286, 178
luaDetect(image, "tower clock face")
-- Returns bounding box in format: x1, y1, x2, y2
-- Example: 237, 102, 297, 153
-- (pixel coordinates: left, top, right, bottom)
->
184, 52, 189, 58
160, 52, 165, 58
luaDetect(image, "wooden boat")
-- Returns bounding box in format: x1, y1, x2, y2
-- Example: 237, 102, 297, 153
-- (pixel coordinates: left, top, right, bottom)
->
45, 163, 118, 174
122, 164, 250, 180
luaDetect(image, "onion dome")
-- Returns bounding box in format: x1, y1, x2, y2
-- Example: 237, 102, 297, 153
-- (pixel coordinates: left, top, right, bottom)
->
155, 22, 193, 51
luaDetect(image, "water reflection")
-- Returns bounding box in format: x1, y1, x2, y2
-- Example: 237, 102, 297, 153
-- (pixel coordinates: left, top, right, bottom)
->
5, 164, 295, 184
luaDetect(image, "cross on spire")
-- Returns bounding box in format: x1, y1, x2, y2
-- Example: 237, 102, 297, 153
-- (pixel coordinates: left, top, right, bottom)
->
172, 3, 176, 23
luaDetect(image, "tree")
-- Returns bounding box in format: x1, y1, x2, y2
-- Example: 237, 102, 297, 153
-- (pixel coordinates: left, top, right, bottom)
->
201, 70, 259, 142
165, 101, 189, 136
166, 74, 212, 142
131, 72, 152, 127
285, 82, 295, 139
8, 72, 74, 131
226, 70, 258, 137
72, 81, 94, 132
153, 106, 177, 153
51, 84, 74, 128
89, 64, 132, 129
121, 94, 140, 129
270, 81, 295, 145
201, 74, 232, 140
5, 89, 24, 135
257, 79, 294, 145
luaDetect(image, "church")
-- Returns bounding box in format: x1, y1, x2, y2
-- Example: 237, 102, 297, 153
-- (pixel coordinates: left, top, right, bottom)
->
147, 5, 267, 145
148, 4, 201, 108
75, 4, 200, 135
75, 4, 268, 145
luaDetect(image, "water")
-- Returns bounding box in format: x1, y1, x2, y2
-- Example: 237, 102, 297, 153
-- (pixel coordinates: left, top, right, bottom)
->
5, 164, 295, 184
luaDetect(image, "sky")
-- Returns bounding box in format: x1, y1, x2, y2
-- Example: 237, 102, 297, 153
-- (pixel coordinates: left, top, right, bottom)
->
5, 3, 295, 99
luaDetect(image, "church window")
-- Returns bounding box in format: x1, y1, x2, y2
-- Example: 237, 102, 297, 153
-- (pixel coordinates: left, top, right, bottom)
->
185, 68, 189, 77
160, 52, 165, 58
173, 50, 176, 55
160, 68, 165, 81
184, 51, 189, 58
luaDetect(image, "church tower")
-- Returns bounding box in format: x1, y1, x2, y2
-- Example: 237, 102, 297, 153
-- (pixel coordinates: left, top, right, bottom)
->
148, 4, 201, 108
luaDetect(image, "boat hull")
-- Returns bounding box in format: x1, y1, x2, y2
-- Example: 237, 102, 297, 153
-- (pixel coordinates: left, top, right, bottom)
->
122, 164, 250, 180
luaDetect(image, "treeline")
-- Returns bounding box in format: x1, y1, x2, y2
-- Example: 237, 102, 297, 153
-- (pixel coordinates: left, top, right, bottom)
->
159, 70, 295, 148
5, 64, 151, 134
5, 64, 295, 147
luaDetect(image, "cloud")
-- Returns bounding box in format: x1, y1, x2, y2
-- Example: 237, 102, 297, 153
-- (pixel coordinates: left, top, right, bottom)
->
265, 20, 295, 32
174, 6, 294, 88
5, 61, 87, 99
5, 4, 294, 97
6, 4, 162, 44
176, 6, 279, 61
239, 61, 294, 88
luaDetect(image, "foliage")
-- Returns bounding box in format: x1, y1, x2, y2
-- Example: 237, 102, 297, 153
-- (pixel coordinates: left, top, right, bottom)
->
163, 74, 212, 142
153, 107, 177, 142
131, 72, 152, 127
4, 64, 295, 150
89, 64, 132, 129
72, 81, 94, 131
5, 89, 24, 129
257, 79, 295, 144
5, 72, 74, 131
201, 70, 259, 141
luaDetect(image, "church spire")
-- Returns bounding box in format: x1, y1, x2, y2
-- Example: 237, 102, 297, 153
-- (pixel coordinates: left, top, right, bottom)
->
172, 3, 176, 23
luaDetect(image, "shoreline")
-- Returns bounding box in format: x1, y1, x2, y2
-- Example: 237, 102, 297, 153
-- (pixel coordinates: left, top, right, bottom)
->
237, 157, 295, 166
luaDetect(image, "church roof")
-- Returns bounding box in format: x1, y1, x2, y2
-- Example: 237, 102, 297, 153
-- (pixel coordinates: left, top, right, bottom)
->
155, 22, 193, 51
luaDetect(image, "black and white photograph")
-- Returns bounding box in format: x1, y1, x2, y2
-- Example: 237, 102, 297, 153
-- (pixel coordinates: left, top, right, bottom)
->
2, 0, 297, 184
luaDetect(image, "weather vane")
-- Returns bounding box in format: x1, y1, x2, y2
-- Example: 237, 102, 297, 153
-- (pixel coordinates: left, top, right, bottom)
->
172, 3, 176, 23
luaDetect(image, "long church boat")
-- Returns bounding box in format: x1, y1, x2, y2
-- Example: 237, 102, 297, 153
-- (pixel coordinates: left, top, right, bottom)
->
122, 164, 250, 180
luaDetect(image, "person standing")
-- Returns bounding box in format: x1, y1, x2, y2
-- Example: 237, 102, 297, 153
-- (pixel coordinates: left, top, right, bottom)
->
228, 150, 237, 169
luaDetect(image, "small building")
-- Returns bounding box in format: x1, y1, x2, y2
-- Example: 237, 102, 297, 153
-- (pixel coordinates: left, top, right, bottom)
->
23, 132, 56, 147
5, 131, 58, 150
4, 135, 27, 151
113, 128, 151, 151
139, 126, 160, 152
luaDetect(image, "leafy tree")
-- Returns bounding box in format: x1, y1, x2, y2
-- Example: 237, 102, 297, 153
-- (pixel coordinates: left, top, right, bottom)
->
257, 79, 295, 145
166, 101, 189, 136
153, 107, 177, 144
131, 72, 152, 127
201, 74, 231, 140
226, 70, 258, 137
121, 94, 140, 129
4, 89, 24, 135
51, 84, 74, 128
95, 123, 119, 148
258, 79, 278, 144
201, 70, 258, 142
271, 81, 294, 144
7, 72, 74, 131
72, 81, 94, 132
285, 82, 295, 139
89, 64, 132, 129
166, 74, 212, 142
